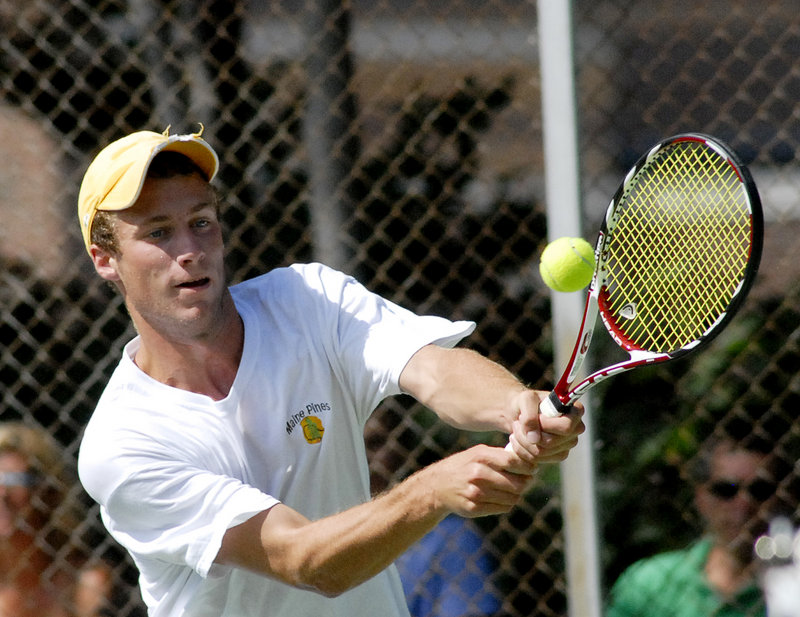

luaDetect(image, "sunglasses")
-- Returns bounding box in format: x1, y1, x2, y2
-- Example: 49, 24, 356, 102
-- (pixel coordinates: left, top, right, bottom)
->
0, 471, 39, 488
706, 478, 773, 502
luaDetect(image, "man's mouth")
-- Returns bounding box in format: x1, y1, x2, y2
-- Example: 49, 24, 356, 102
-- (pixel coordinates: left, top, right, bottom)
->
177, 278, 210, 289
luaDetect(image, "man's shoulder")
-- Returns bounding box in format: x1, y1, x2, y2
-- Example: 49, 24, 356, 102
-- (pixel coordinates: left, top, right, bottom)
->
619, 539, 710, 583
231, 262, 357, 310
232, 263, 347, 291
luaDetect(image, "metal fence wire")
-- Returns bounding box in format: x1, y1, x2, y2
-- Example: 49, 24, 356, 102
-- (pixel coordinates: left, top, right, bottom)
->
0, 1, 798, 616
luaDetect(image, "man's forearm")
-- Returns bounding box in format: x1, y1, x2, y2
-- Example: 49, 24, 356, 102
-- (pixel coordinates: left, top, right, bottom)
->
218, 444, 534, 596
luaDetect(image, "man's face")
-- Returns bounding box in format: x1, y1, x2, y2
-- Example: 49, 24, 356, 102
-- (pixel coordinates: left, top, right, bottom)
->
92, 173, 229, 342
695, 446, 771, 555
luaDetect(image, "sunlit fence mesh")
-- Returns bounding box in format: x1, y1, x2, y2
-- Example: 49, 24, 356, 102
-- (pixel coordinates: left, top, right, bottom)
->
0, 1, 798, 616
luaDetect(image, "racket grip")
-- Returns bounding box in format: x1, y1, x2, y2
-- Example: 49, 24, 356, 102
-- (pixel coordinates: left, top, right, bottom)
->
539, 391, 571, 417
504, 391, 571, 451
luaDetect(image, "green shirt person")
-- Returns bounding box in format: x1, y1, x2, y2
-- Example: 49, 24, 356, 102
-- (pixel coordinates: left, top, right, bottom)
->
606, 539, 765, 617
606, 436, 776, 617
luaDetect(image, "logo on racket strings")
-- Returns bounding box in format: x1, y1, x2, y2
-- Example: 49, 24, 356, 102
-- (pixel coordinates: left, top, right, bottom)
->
620, 304, 637, 320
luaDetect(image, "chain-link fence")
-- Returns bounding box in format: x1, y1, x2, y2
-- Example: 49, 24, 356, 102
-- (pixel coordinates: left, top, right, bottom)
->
0, 1, 798, 616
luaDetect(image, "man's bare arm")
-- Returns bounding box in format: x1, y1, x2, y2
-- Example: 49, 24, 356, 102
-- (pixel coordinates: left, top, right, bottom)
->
216, 443, 535, 596
399, 345, 584, 461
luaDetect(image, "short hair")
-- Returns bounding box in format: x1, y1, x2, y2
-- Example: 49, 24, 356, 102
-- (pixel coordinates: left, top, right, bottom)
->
688, 434, 773, 485
90, 151, 216, 255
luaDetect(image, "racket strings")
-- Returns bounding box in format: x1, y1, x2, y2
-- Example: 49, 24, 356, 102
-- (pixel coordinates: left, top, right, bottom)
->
603, 141, 753, 353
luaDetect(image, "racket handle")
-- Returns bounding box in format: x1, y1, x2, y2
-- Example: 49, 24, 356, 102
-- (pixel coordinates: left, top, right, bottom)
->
539, 391, 571, 417
504, 391, 571, 451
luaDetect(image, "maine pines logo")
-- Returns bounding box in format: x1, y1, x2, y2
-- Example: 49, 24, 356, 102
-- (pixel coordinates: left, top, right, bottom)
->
285, 402, 330, 444
300, 416, 325, 444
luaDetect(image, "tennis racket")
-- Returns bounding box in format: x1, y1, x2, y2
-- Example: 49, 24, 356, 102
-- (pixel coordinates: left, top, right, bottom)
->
537, 133, 763, 419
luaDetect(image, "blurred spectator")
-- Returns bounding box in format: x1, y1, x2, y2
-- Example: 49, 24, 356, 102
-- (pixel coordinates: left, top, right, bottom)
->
370, 436, 502, 617
0, 106, 69, 278
396, 514, 502, 617
605, 435, 776, 617
0, 422, 112, 617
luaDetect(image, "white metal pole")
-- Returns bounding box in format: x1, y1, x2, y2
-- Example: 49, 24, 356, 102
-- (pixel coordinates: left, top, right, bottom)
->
535, 2, 602, 617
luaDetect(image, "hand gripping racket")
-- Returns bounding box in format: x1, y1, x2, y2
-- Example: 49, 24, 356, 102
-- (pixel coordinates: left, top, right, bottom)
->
537, 133, 763, 419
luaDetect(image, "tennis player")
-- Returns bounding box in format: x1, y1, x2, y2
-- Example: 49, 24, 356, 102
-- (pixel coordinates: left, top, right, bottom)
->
76, 127, 584, 617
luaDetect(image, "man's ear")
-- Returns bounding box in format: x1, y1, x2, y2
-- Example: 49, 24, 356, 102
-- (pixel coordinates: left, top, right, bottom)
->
90, 245, 121, 283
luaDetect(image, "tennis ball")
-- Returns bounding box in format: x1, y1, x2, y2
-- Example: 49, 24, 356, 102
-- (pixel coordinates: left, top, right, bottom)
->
539, 237, 595, 292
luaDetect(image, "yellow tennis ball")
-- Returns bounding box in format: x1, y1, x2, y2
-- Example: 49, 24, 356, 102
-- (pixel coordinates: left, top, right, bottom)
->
539, 237, 595, 292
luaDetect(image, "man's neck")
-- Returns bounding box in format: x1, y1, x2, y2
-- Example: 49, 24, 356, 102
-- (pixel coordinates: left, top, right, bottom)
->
133, 300, 245, 401
704, 543, 754, 596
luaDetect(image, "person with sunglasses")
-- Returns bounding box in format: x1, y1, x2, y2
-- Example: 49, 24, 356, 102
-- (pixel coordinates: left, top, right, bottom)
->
605, 435, 776, 617
0, 421, 114, 617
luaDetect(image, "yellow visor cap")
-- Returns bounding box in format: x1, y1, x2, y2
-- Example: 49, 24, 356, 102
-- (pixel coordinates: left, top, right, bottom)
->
77, 127, 219, 253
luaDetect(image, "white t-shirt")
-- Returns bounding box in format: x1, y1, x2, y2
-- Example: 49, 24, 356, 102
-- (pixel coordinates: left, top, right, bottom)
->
78, 263, 475, 617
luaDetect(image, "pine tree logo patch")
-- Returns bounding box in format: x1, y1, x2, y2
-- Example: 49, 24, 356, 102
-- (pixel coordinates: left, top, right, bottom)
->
301, 416, 325, 444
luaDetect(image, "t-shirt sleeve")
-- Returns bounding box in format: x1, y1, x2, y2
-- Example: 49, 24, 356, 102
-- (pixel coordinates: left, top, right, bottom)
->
80, 421, 278, 578
307, 264, 476, 416
605, 566, 641, 617
604, 556, 672, 617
